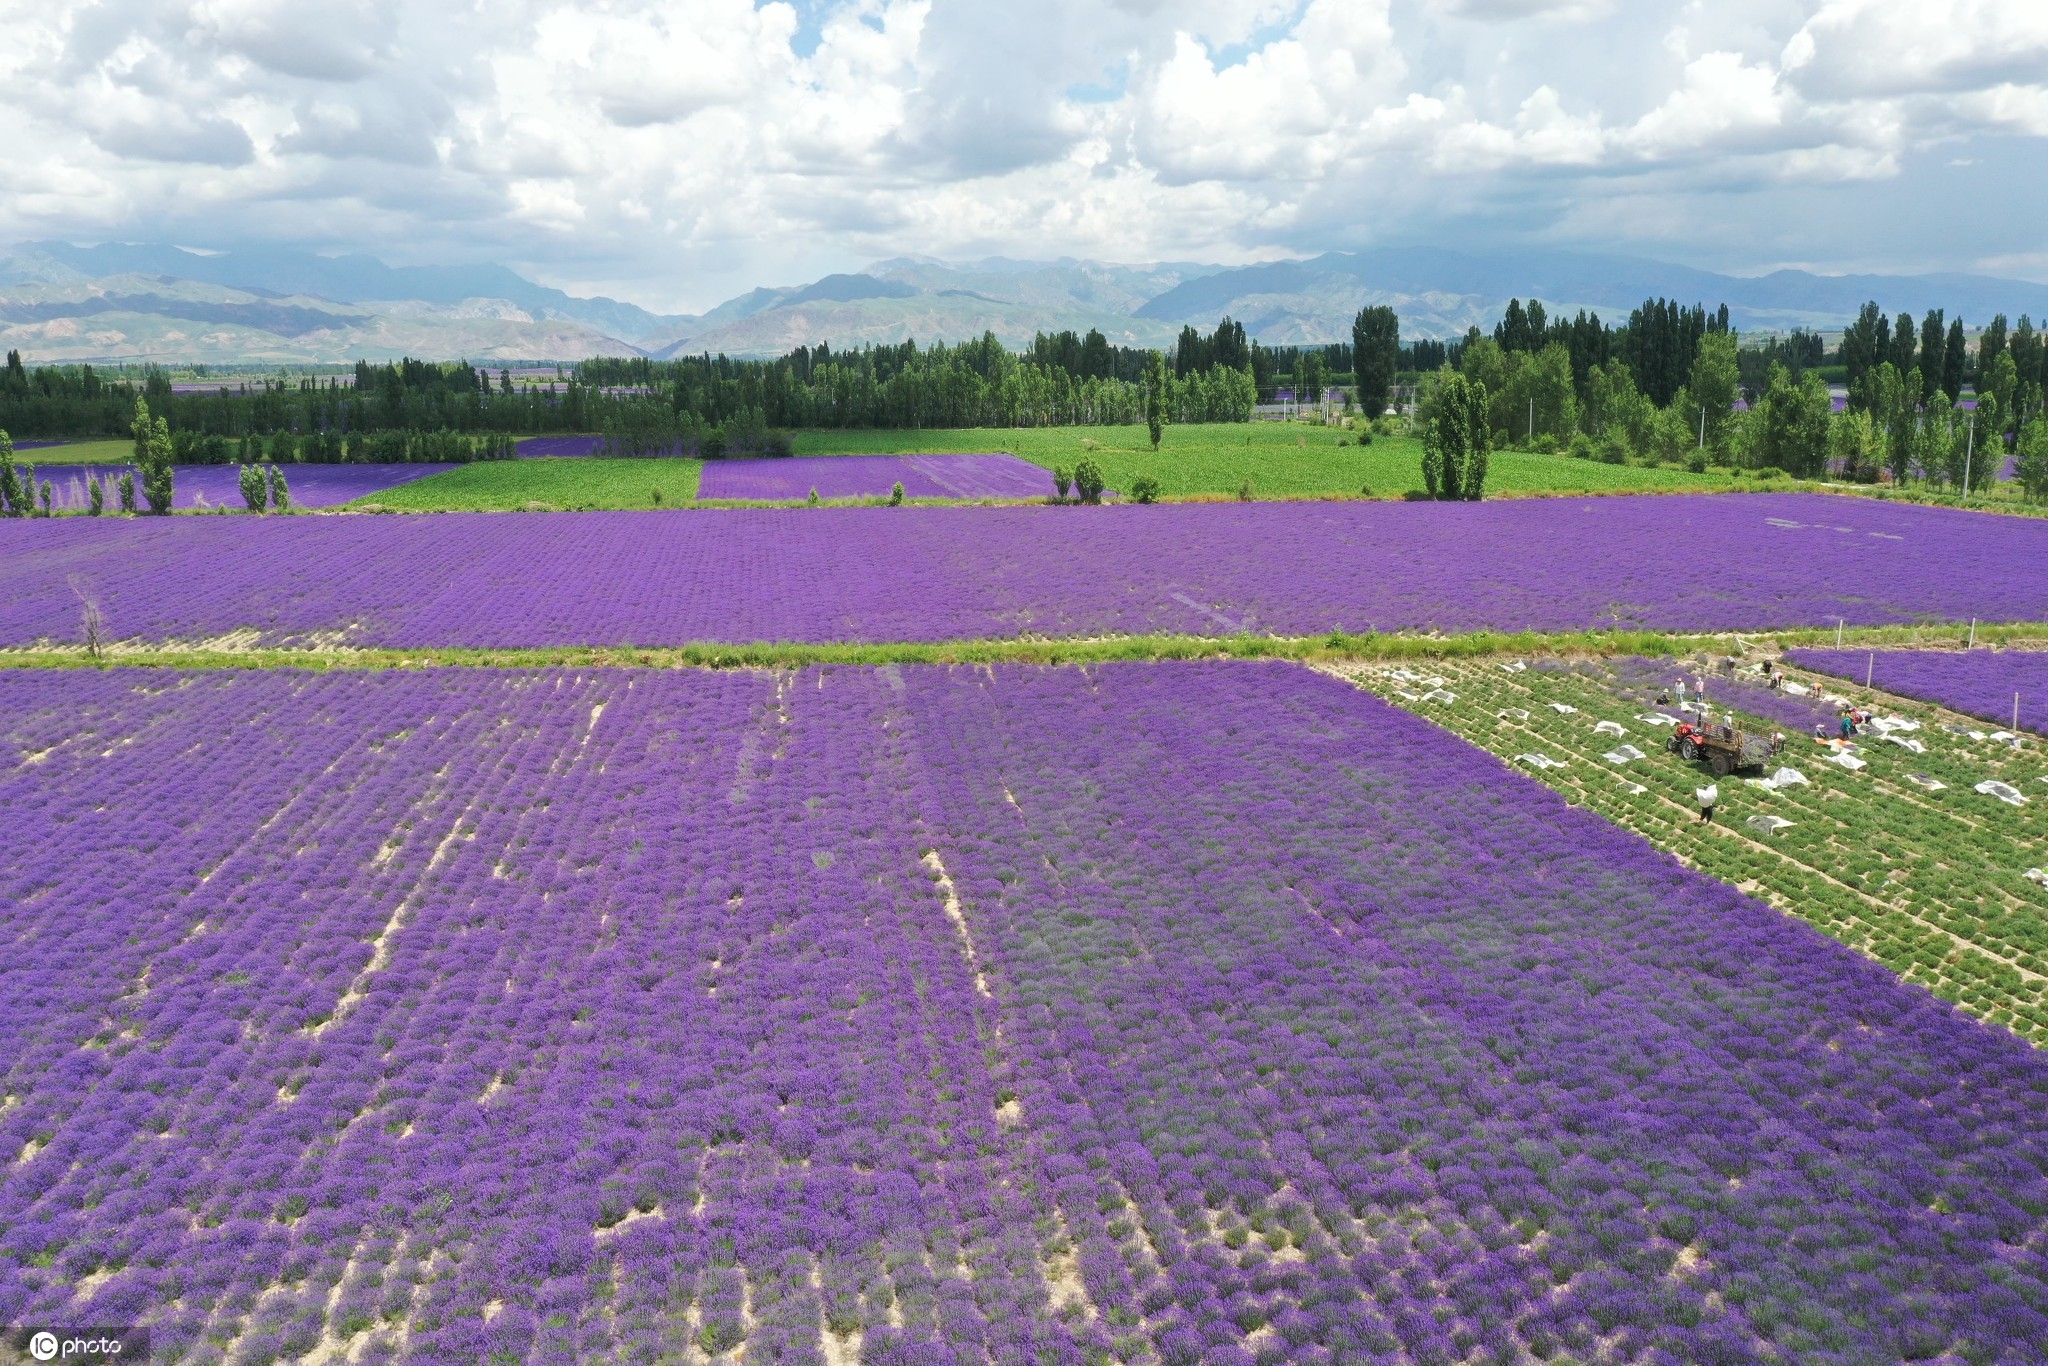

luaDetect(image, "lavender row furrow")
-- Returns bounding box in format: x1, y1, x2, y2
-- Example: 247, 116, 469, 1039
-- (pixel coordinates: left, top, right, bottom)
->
1788, 647, 2048, 735
3, 664, 2046, 1364
8, 492, 2048, 647
32, 464, 453, 511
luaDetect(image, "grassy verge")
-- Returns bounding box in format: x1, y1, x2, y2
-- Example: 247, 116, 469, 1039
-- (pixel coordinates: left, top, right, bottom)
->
793, 423, 1736, 499
10, 439, 134, 464
12, 619, 2048, 673
351, 457, 704, 511
1327, 655, 2048, 1044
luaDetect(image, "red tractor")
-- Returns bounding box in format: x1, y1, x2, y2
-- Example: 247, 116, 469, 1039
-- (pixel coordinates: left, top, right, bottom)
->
1669, 718, 1781, 777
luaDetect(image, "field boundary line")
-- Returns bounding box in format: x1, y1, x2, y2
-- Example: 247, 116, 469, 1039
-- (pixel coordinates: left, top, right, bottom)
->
8, 619, 2048, 673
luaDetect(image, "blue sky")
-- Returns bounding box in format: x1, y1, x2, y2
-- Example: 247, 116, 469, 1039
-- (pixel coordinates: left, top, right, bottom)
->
1, 0, 2044, 312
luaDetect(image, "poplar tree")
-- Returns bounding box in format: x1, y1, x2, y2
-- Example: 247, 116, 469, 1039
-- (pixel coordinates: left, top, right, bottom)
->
1143, 352, 1166, 451
1919, 311, 1947, 403
1421, 372, 1491, 500
1942, 317, 1967, 403
1351, 306, 1400, 419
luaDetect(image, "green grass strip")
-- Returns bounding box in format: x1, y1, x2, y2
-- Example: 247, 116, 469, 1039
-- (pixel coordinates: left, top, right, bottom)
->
12, 619, 2048, 673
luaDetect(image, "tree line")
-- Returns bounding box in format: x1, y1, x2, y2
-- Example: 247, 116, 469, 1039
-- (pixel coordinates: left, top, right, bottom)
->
1417, 294, 2048, 498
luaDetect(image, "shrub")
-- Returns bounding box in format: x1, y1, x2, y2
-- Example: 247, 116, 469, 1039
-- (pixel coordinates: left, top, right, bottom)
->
239, 464, 268, 512
1129, 476, 1161, 504
1237, 479, 1253, 502
118, 472, 136, 513
1074, 459, 1105, 505
88, 475, 104, 516
1053, 466, 1073, 501
889, 481, 904, 506
268, 466, 290, 510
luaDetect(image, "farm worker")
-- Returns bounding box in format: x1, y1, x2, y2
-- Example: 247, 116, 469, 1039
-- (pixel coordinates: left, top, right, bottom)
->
1839, 712, 1854, 740
1696, 783, 1718, 823
1675, 681, 1688, 710
1813, 722, 1830, 745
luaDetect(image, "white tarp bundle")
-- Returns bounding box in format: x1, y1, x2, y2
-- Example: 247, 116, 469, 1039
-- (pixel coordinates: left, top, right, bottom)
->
1946, 724, 1989, 740
1747, 814, 1794, 833
1869, 716, 1921, 734
1517, 753, 1568, 771
1500, 661, 1527, 673
1603, 745, 1647, 764
1884, 735, 1927, 754
1496, 707, 1531, 720
1638, 713, 1680, 726
1385, 668, 1423, 684
1781, 680, 1811, 696
1548, 703, 1578, 715
1617, 780, 1648, 795
1827, 751, 1868, 771
1975, 780, 2028, 806
1990, 731, 2024, 749
1421, 689, 1457, 704
2025, 868, 2048, 887
1594, 719, 1628, 737
1753, 767, 1808, 790
1394, 690, 1421, 702
1904, 773, 1946, 791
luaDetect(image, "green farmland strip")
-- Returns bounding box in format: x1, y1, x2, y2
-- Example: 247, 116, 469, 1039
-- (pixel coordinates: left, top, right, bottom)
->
1331, 655, 2048, 1043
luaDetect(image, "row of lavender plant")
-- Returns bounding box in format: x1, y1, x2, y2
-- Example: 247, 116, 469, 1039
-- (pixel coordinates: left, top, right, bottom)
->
5, 492, 2047, 647
1788, 647, 2048, 735
3, 664, 2045, 1363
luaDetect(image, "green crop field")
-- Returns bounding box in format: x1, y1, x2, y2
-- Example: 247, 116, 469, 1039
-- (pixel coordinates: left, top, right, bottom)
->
795, 423, 1736, 498
9, 439, 133, 464
352, 457, 704, 511
1331, 655, 2048, 1042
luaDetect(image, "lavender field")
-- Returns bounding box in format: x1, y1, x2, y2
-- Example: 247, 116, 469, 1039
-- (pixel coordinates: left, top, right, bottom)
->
1789, 647, 2048, 734
3, 662, 2045, 1363
698, 453, 1053, 501
7, 492, 2047, 649
34, 464, 454, 511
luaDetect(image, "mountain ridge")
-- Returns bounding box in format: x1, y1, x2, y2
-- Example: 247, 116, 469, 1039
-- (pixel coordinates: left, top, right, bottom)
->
5, 241, 2048, 365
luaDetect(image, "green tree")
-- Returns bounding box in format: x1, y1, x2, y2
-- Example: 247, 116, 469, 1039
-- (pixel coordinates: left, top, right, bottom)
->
238, 463, 267, 512
1829, 409, 1880, 481
1983, 351, 2019, 435
1964, 393, 2001, 493
1585, 362, 1655, 458
268, 464, 290, 511
118, 472, 136, 513
1420, 371, 1490, 500
0, 428, 19, 515
1073, 458, 1105, 505
1865, 362, 1913, 483
2015, 417, 2048, 501
1686, 331, 1741, 458
1351, 305, 1400, 418
1143, 351, 1166, 451
1889, 311, 1917, 374
1911, 407, 1951, 485
1499, 342, 1578, 448
89, 474, 104, 515
1751, 365, 1831, 477
1942, 316, 1967, 402
1842, 300, 1883, 392
132, 396, 175, 514
1919, 311, 1947, 403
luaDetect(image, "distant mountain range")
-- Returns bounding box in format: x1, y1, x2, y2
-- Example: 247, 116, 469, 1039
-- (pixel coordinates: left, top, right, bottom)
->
5, 240, 2047, 365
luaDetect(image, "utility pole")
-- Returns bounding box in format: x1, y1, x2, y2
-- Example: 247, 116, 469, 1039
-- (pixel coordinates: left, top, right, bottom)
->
1963, 411, 1975, 496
